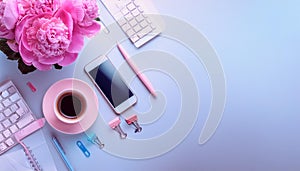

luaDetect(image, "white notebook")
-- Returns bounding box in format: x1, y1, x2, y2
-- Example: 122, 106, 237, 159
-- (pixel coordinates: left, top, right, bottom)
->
0, 130, 57, 171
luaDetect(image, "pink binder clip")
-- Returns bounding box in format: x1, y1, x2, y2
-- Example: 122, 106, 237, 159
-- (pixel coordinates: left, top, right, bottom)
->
109, 117, 127, 139
125, 115, 142, 133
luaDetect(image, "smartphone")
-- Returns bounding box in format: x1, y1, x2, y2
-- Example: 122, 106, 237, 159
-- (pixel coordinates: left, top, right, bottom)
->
85, 55, 137, 114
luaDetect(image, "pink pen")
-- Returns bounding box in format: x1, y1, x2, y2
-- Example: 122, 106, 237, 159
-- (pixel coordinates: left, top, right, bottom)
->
117, 43, 156, 97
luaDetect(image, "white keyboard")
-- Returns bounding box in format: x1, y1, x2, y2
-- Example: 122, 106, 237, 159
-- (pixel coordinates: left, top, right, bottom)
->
0, 80, 36, 155
100, 0, 164, 48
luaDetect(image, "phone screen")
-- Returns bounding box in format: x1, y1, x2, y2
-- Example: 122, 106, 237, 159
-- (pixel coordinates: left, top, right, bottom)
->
88, 60, 134, 108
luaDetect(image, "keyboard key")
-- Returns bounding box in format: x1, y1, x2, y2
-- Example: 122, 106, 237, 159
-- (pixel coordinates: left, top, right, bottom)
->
140, 20, 148, 28
0, 134, 4, 142
0, 124, 3, 131
3, 129, 11, 138
9, 93, 20, 102
10, 104, 18, 112
118, 18, 127, 26
7, 86, 16, 94
2, 99, 12, 107
134, 24, 142, 32
17, 100, 29, 113
2, 119, 11, 128
121, 8, 129, 15
137, 26, 153, 39
5, 138, 14, 147
17, 114, 34, 129
130, 35, 139, 42
131, 8, 140, 17
16, 108, 25, 116
0, 103, 3, 111
10, 114, 19, 123
1, 90, 9, 98
125, 14, 134, 21
127, 2, 136, 11
0, 143, 7, 151
3, 108, 12, 117
9, 125, 18, 134
0, 113, 5, 121
122, 23, 131, 32
130, 19, 138, 27
136, 14, 145, 23
126, 29, 135, 37
150, 24, 156, 30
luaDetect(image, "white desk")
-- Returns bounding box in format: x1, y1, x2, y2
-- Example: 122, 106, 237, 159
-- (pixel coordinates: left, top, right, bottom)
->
1, 0, 300, 170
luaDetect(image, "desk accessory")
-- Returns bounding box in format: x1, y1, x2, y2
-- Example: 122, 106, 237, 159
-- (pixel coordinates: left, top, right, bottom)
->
85, 55, 137, 114
43, 78, 98, 134
0, 80, 36, 155
14, 118, 46, 171
76, 141, 91, 158
125, 114, 142, 133
27, 82, 37, 92
117, 43, 156, 97
100, 0, 163, 48
0, 130, 57, 171
87, 133, 105, 149
52, 136, 74, 171
109, 117, 127, 139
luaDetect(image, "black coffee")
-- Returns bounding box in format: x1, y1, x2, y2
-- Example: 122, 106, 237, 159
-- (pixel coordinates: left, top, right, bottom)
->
59, 93, 82, 118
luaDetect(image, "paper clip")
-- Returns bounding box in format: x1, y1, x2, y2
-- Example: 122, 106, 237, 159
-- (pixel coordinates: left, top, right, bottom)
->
76, 141, 90, 158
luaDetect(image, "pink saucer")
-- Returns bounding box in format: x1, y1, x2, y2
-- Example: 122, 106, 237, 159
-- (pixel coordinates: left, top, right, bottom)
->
43, 78, 98, 134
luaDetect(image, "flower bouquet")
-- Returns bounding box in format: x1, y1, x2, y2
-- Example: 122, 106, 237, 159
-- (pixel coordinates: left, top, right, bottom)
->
0, 0, 100, 74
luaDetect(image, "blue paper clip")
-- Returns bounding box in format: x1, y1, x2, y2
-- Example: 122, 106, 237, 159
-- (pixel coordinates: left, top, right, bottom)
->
76, 141, 90, 158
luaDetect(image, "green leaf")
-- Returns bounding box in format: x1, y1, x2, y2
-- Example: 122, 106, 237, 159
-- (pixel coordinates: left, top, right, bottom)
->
0, 39, 20, 61
95, 17, 100, 22
54, 64, 63, 70
18, 59, 36, 74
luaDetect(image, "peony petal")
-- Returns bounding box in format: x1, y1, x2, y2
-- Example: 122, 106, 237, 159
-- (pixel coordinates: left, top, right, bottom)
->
60, 0, 84, 22
2, 0, 18, 30
58, 52, 78, 66
7, 40, 19, 52
32, 61, 52, 71
0, 31, 15, 41
67, 27, 85, 53
39, 56, 64, 65
79, 21, 101, 37
19, 42, 35, 65
55, 9, 73, 32
55, 9, 73, 47
15, 15, 32, 43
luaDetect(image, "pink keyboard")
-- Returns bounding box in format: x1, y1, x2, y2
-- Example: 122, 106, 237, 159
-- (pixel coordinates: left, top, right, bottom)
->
0, 80, 36, 155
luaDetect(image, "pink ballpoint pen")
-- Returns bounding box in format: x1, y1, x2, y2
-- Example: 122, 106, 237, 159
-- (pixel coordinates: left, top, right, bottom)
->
117, 43, 157, 97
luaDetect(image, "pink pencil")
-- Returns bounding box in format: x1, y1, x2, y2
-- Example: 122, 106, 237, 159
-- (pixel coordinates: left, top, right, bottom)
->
117, 43, 156, 97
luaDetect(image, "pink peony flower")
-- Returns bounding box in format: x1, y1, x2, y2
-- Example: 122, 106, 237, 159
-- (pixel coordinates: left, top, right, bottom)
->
79, 0, 100, 36
61, 0, 100, 37
0, 0, 101, 73
17, 11, 82, 70
3, 0, 60, 31
0, 0, 14, 39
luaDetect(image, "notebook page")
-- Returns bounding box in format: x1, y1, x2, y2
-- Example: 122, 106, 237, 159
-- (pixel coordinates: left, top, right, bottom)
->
0, 130, 57, 171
